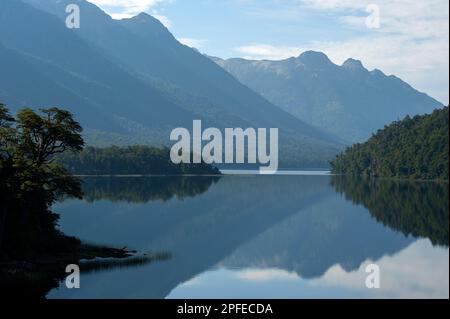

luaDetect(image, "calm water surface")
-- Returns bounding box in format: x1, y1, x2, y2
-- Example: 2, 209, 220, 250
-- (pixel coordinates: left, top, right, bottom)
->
48, 174, 449, 299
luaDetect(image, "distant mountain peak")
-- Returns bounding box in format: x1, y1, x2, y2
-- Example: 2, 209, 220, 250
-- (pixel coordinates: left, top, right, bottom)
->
123, 12, 164, 26
342, 58, 367, 71
128, 12, 153, 22
136, 12, 150, 18
118, 11, 174, 41
370, 68, 385, 76
297, 51, 332, 66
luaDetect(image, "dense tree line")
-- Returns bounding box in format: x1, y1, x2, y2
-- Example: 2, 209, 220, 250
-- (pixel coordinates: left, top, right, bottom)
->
331, 107, 449, 180
57, 146, 221, 175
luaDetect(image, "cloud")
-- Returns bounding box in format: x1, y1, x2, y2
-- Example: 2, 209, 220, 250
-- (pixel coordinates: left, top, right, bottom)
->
302, 0, 364, 10
89, 0, 170, 19
178, 38, 207, 49
314, 35, 447, 103
235, 268, 299, 282
312, 239, 449, 298
300, 0, 448, 43
152, 14, 171, 27
168, 239, 448, 298
234, 0, 449, 103
235, 44, 303, 60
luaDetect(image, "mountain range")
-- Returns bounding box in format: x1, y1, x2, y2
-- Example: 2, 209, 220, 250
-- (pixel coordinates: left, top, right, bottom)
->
0, 0, 343, 168
212, 53, 443, 142
0, 0, 443, 168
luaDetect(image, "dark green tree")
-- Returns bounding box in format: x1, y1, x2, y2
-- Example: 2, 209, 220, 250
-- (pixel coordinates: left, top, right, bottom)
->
57, 145, 220, 176
0, 104, 84, 259
330, 107, 449, 180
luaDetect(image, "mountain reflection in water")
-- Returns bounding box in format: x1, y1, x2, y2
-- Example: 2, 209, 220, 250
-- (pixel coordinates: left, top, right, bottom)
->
46, 175, 448, 298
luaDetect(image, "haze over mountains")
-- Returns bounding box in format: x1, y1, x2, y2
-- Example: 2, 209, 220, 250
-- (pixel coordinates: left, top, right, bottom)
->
0, 0, 442, 168
0, 0, 344, 168
212, 53, 443, 142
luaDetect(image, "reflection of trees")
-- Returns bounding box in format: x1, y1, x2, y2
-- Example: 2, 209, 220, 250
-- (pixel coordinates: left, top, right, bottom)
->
1, 176, 218, 299
0, 253, 169, 299
331, 176, 449, 247
79, 252, 170, 274
81, 176, 221, 203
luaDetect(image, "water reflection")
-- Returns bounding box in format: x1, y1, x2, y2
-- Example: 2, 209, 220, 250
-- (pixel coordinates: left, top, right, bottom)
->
0, 252, 168, 299
168, 240, 449, 299
82, 176, 220, 203
331, 176, 449, 247
46, 175, 448, 298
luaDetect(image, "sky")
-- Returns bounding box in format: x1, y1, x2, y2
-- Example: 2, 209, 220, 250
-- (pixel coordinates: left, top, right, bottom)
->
88, 0, 449, 104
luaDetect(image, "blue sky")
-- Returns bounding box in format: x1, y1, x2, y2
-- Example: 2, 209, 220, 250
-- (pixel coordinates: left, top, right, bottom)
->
89, 0, 449, 104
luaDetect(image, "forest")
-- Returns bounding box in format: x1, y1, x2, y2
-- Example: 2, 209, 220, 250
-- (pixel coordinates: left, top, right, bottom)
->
57, 145, 221, 175
330, 107, 449, 180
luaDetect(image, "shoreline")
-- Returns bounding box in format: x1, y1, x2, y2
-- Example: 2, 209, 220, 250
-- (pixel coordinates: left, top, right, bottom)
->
72, 172, 448, 182
73, 174, 222, 177
330, 173, 449, 183
0, 235, 170, 298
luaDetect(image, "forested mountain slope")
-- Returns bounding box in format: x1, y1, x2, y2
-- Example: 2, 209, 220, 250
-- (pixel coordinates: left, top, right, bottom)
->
331, 107, 449, 180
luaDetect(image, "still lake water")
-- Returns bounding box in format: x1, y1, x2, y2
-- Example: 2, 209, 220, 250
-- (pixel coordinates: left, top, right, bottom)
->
48, 174, 449, 299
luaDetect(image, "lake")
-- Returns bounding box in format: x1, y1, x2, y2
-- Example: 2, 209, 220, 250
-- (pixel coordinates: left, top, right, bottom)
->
48, 174, 449, 299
